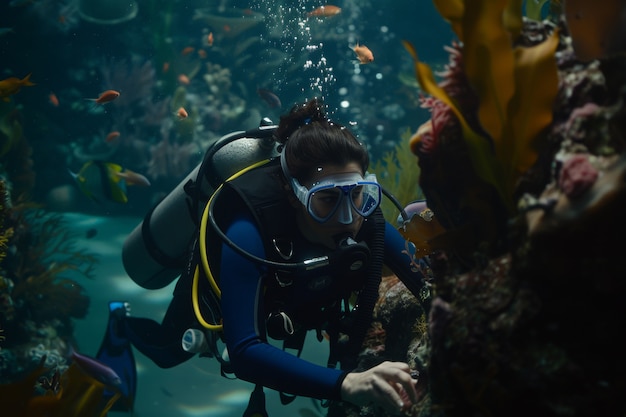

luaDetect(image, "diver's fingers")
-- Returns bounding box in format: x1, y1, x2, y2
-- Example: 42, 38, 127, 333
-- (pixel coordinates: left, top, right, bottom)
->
371, 373, 406, 414
341, 361, 418, 414
388, 363, 420, 405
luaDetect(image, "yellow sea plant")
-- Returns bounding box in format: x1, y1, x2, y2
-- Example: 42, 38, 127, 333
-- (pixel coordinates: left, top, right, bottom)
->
405, 0, 560, 213
1, 357, 121, 417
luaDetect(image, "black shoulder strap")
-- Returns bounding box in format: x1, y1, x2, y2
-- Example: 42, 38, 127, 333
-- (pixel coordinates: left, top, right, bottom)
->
225, 160, 295, 261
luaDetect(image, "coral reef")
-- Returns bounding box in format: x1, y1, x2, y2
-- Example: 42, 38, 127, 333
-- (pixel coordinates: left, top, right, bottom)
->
328, 272, 431, 417
397, 2, 626, 416
0, 176, 97, 383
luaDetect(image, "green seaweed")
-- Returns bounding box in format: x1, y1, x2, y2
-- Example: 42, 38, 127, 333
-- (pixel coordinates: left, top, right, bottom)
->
370, 129, 424, 222
8, 207, 96, 322
0, 178, 97, 330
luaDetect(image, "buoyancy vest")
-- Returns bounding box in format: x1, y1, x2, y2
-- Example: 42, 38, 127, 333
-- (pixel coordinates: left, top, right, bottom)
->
206, 158, 386, 371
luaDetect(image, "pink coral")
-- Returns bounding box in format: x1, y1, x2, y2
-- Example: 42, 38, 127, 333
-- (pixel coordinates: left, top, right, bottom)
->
558, 154, 599, 197
417, 96, 455, 154
437, 42, 466, 96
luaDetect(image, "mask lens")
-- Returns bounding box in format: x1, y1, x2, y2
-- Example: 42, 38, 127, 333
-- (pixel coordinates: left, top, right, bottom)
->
308, 186, 343, 221
351, 182, 381, 216
306, 180, 381, 223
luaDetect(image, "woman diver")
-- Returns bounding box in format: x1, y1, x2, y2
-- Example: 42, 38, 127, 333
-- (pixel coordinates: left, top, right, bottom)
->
97, 98, 430, 416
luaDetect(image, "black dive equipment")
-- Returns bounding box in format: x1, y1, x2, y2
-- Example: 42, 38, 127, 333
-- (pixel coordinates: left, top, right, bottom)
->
206, 185, 372, 274
123, 120, 279, 289
123, 118, 410, 289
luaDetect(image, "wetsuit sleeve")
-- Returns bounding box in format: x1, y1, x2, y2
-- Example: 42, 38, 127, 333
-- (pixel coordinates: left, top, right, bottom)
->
220, 212, 347, 400
383, 221, 429, 299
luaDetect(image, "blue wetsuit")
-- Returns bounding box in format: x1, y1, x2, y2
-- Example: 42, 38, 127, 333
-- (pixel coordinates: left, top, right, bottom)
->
220, 210, 427, 401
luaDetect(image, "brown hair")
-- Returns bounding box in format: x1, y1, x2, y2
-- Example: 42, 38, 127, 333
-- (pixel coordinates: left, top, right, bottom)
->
275, 98, 369, 183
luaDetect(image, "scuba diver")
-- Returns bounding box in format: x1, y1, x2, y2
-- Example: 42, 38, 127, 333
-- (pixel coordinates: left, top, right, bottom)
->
97, 98, 431, 416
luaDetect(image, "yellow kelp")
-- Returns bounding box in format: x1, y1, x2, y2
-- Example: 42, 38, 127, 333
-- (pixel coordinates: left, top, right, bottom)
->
0, 358, 120, 417
564, 0, 626, 61
406, 0, 560, 212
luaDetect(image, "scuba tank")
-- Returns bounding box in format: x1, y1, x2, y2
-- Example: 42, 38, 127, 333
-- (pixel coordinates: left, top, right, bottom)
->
122, 119, 279, 289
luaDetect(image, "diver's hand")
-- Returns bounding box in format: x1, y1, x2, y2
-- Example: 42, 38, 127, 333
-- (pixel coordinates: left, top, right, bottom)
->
340, 361, 418, 414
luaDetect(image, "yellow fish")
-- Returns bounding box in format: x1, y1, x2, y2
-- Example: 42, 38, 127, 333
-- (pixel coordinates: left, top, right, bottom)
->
69, 161, 129, 204
0, 73, 35, 102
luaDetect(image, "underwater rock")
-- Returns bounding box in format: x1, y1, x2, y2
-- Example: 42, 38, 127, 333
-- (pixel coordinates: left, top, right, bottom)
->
402, 7, 626, 417
328, 273, 431, 417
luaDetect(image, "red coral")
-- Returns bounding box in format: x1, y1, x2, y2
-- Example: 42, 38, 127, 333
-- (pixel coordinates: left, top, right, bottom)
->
558, 154, 599, 197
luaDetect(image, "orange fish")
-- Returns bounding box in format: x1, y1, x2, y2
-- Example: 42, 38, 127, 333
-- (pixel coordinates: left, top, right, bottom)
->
176, 107, 188, 120
181, 46, 195, 56
178, 74, 190, 85
197, 49, 207, 59
105, 131, 121, 143
307, 5, 341, 18
48, 92, 59, 107
162, 62, 170, 73
351, 42, 374, 64
88, 89, 120, 104
207, 32, 214, 47
0, 73, 35, 102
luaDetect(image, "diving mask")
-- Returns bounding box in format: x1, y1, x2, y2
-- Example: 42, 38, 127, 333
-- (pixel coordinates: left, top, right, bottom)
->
281, 152, 382, 224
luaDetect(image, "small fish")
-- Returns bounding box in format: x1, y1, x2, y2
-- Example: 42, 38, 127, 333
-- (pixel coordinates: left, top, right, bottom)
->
257, 88, 281, 108
207, 32, 214, 47
197, 49, 207, 59
85, 228, 98, 239
351, 42, 374, 64
0, 73, 35, 102
71, 348, 122, 387
162, 62, 170, 73
178, 74, 190, 85
69, 160, 128, 204
397, 201, 448, 255
176, 107, 188, 120
307, 5, 341, 18
105, 131, 121, 143
48, 92, 59, 107
181, 46, 195, 56
87, 89, 120, 104
115, 168, 151, 187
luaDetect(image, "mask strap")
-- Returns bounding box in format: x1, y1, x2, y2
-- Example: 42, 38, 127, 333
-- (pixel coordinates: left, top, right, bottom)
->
280, 148, 292, 182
